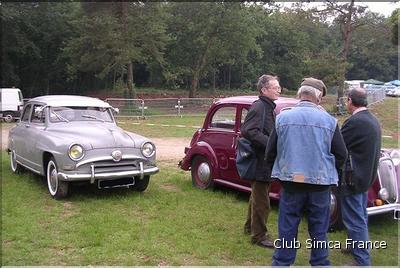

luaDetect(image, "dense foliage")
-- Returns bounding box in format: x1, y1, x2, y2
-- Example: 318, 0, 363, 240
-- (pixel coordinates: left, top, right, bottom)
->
1, 2, 398, 97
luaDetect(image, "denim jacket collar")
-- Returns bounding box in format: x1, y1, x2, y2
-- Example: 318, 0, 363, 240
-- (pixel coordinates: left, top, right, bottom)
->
297, 100, 318, 108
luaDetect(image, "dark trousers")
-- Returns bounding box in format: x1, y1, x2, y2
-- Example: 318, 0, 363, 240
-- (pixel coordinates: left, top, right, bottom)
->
272, 188, 331, 267
341, 192, 370, 266
244, 180, 271, 243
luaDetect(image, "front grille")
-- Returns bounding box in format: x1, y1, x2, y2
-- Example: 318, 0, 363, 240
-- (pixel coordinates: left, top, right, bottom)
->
377, 158, 398, 203
93, 160, 138, 174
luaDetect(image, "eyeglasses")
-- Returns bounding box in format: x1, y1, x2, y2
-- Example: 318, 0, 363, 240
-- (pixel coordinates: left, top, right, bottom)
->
268, 86, 281, 91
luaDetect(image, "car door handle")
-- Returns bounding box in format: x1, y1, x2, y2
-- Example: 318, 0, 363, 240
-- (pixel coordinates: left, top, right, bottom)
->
25, 124, 30, 128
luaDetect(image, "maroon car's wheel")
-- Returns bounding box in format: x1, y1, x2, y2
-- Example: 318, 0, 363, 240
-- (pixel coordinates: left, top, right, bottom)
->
329, 187, 343, 231
191, 156, 213, 189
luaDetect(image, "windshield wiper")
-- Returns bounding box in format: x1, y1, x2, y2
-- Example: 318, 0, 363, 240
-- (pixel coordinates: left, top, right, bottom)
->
51, 111, 69, 123
81, 114, 105, 122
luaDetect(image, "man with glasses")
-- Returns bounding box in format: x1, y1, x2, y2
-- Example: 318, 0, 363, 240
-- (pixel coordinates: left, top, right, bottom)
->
241, 74, 281, 248
340, 87, 381, 266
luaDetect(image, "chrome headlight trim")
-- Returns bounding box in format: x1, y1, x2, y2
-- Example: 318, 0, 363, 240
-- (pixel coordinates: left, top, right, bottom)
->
68, 144, 85, 161
141, 142, 155, 158
378, 188, 389, 201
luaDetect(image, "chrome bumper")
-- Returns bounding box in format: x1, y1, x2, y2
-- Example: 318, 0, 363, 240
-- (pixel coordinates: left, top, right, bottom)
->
367, 203, 400, 217
58, 166, 159, 183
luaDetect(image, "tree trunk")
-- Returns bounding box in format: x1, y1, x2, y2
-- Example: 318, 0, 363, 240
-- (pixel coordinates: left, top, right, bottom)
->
228, 65, 231, 90
127, 62, 136, 98
213, 68, 216, 93
189, 70, 200, 98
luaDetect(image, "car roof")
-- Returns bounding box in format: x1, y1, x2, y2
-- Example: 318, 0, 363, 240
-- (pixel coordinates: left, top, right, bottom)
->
215, 95, 299, 106
27, 95, 111, 108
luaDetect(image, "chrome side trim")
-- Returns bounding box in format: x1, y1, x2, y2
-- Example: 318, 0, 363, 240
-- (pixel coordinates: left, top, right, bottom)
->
76, 154, 139, 168
58, 166, 159, 181
16, 159, 41, 174
367, 203, 400, 216
16, 154, 41, 171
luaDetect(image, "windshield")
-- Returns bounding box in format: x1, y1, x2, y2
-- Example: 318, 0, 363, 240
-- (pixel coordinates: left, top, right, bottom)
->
49, 106, 114, 123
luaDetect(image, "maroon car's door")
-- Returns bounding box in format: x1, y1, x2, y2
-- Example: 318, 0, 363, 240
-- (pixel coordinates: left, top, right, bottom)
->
200, 104, 240, 182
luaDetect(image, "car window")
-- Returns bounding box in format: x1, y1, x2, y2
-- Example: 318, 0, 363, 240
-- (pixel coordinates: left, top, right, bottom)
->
240, 108, 249, 127
49, 106, 114, 123
31, 104, 45, 124
209, 106, 236, 130
21, 104, 32, 122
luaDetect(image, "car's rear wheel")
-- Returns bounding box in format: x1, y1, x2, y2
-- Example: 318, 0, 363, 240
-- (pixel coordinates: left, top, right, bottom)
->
46, 157, 69, 199
329, 187, 343, 231
10, 149, 22, 173
191, 156, 213, 189
3, 112, 14, 123
130, 175, 150, 192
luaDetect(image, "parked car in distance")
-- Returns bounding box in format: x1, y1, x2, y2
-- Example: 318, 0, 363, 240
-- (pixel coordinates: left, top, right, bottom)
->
7, 95, 159, 199
386, 87, 400, 97
0, 87, 24, 122
179, 95, 400, 227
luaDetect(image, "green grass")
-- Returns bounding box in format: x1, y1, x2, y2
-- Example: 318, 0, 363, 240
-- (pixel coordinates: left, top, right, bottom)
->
1, 156, 399, 266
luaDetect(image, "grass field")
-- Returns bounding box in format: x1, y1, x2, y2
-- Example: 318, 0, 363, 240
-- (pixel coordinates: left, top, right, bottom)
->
1, 157, 399, 266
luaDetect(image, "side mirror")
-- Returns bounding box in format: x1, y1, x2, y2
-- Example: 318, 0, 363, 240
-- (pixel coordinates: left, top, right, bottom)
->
112, 107, 119, 114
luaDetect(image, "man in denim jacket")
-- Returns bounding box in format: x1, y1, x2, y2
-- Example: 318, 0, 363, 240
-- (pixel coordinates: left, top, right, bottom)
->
266, 77, 347, 266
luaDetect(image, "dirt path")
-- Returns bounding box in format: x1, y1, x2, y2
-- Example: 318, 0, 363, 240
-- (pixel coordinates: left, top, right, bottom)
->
1, 124, 191, 161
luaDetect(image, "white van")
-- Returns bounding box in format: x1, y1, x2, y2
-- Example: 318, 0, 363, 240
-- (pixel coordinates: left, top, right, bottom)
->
0, 88, 24, 122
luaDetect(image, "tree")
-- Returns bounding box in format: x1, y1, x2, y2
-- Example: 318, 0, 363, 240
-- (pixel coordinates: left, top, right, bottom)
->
64, 2, 169, 98
315, 0, 367, 98
164, 2, 264, 97
390, 8, 399, 46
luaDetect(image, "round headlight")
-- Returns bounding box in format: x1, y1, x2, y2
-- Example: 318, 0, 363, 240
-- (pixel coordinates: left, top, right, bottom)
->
378, 188, 389, 201
69, 144, 84, 161
141, 142, 155, 158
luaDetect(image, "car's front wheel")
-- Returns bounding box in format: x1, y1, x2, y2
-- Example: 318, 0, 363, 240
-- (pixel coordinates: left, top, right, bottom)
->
191, 155, 213, 189
130, 175, 150, 192
10, 149, 22, 173
46, 157, 69, 199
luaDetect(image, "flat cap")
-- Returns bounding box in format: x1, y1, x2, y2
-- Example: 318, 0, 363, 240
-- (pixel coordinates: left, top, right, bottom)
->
301, 77, 327, 97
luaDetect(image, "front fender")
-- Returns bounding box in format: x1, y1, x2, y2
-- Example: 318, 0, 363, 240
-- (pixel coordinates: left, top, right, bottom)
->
180, 141, 218, 175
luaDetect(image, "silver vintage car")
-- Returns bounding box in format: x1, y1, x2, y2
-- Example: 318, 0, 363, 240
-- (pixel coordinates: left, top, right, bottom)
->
7, 95, 159, 199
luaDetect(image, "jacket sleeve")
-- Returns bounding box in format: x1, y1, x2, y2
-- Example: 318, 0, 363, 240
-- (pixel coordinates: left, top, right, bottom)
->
331, 124, 347, 171
241, 102, 268, 149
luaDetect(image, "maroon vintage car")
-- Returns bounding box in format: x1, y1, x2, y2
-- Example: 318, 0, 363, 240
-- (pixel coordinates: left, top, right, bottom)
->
179, 95, 400, 227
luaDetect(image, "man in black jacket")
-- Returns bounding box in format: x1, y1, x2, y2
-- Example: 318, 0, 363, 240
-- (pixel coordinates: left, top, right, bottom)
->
340, 87, 382, 266
241, 74, 281, 248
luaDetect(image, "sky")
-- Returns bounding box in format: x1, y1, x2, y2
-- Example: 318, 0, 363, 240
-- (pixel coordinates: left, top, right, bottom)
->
280, 1, 399, 17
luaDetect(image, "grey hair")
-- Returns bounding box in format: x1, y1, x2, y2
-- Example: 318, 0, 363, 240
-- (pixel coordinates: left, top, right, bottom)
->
297, 85, 322, 101
257, 74, 279, 93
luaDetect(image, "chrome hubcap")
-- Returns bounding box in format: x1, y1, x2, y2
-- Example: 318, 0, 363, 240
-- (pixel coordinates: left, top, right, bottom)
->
197, 162, 211, 182
10, 151, 17, 171
48, 162, 58, 193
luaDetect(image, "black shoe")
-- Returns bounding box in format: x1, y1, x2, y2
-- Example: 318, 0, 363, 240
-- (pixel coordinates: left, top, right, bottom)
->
255, 239, 275, 248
